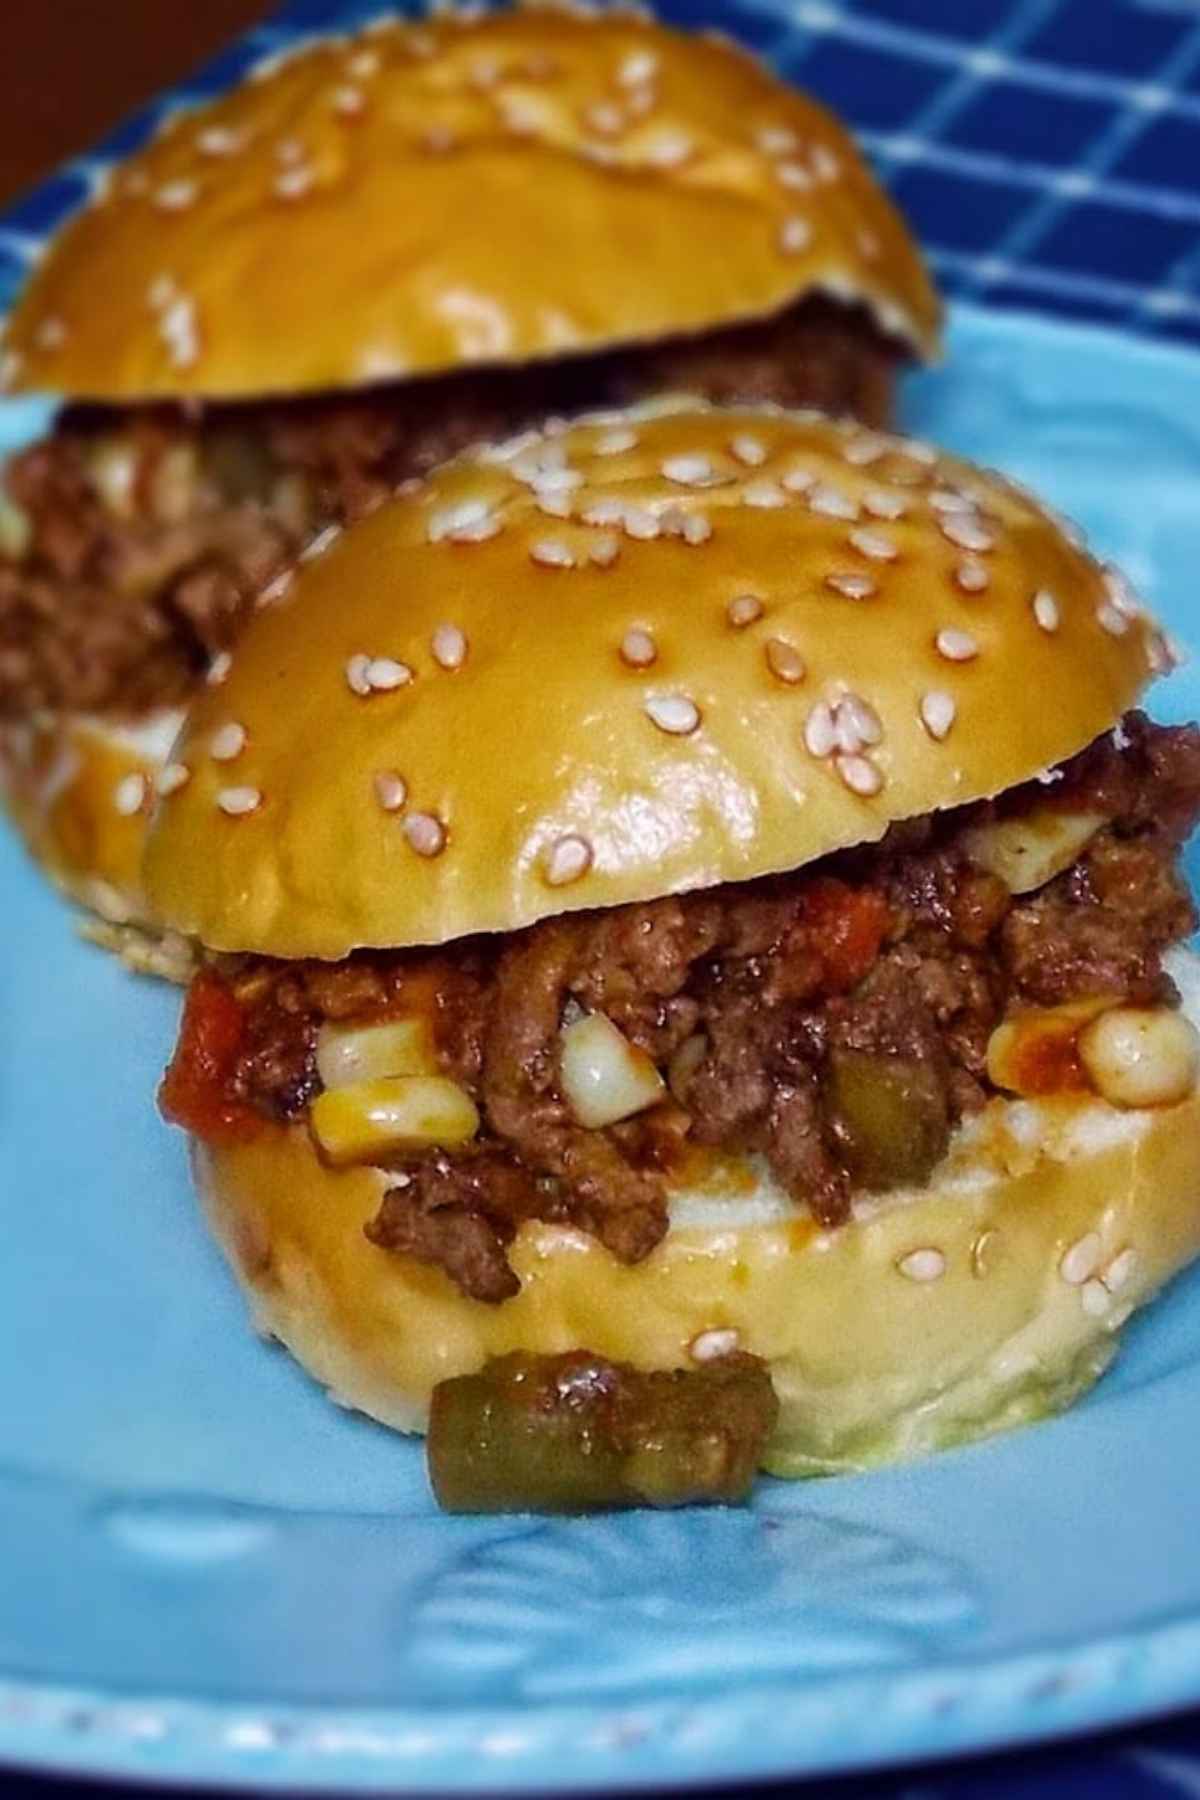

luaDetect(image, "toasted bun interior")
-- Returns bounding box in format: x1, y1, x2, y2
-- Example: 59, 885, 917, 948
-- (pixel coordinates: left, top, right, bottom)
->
146, 404, 1166, 959
190, 953, 1200, 1473
3, 10, 937, 401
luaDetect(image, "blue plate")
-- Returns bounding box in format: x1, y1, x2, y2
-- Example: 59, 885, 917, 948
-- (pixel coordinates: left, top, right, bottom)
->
2, 302, 1200, 1792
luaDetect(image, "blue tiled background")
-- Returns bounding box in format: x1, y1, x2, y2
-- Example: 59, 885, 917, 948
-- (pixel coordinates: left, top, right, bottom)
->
4, 0, 1200, 350
4, 3, 1200, 1797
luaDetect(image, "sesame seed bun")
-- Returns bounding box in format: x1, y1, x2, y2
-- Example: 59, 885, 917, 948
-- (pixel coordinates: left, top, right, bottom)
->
144, 403, 1168, 960
0, 708, 179, 926
189, 948, 1200, 1468
2, 9, 938, 402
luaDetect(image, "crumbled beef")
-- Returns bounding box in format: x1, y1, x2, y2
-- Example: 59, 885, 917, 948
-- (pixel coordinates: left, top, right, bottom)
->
161, 715, 1200, 1303
0, 296, 898, 720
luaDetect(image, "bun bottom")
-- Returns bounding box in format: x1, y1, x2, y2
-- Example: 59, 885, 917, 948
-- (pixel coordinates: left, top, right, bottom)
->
191, 1063, 1200, 1477
0, 709, 193, 979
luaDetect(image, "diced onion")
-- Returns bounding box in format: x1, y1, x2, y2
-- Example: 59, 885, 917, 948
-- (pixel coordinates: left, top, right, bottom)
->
316, 1017, 436, 1090
965, 808, 1105, 894
150, 443, 201, 524
667, 1033, 707, 1105
1078, 1006, 1200, 1109
560, 1012, 665, 1129
311, 1076, 479, 1164
88, 439, 139, 519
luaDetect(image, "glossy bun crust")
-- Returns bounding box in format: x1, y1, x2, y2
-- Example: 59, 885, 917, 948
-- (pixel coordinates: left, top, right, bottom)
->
3, 9, 938, 402
193, 1063, 1200, 1472
145, 404, 1167, 958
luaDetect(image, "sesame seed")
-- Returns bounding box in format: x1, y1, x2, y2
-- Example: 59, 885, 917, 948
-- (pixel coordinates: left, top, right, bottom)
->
622, 506, 661, 541
197, 125, 246, 156
836, 694, 882, 749
365, 656, 413, 692
345, 653, 372, 696
825, 570, 876, 601
532, 466, 584, 496
530, 538, 576, 569
730, 434, 767, 467
257, 569, 293, 609
207, 651, 232, 686
210, 722, 247, 762
849, 526, 897, 562
727, 593, 764, 628
35, 317, 67, 351
275, 165, 315, 201
662, 453, 719, 487
621, 628, 657, 668
902, 438, 938, 466
421, 125, 458, 154
645, 694, 701, 735
1103, 565, 1141, 616
781, 465, 816, 494
803, 702, 837, 760
582, 497, 625, 526
645, 131, 694, 168
594, 427, 637, 455
156, 762, 191, 797
585, 102, 626, 137
930, 488, 973, 515
332, 84, 366, 116
113, 773, 147, 817
776, 161, 812, 191
618, 48, 659, 87
897, 1247, 945, 1282
955, 559, 990, 595
809, 482, 858, 521
765, 638, 805, 684
843, 433, 887, 467
159, 295, 199, 369
217, 786, 262, 817
755, 126, 798, 156
810, 143, 840, 183
940, 514, 995, 553
275, 137, 305, 165
147, 274, 176, 310
373, 770, 407, 812
682, 513, 712, 546
837, 752, 884, 797
779, 215, 812, 255
428, 499, 494, 544
1033, 589, 1060, 632
1105, 1247, 1139, 1292
689, 1327, 740, 1363
299, 523, 342, 562
865, 489, 907, 521
431, 623, 468, 670
588, 533, 621, 568
536, 493, 572, 519
743, 479, 786, 509
154, 179, 198, 211
920, 690, 957, 740
936, 628, 979, 663
1097, 603, 1130, 637
403, 812, 446, 857
1059, 1232, 1102, 1286
544, 833, 594, 887
1081, 1279, 1111, 1319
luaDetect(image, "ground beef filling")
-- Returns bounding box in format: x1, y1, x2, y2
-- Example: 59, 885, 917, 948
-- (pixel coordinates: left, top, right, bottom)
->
0, 297, 899, 720
160, 716, 1200, 1304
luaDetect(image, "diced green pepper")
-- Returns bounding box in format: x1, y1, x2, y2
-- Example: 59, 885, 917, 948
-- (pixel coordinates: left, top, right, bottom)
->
825, 1050, 950, 1191
428, 1350, 778, 1514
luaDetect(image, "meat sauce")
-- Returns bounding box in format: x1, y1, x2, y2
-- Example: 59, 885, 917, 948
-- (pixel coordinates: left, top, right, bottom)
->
160, 713, 1200, 1303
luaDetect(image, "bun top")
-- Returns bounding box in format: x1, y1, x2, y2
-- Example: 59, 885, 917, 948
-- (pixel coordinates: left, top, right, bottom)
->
144, 402, 1166, 958
2, 8, 938, 402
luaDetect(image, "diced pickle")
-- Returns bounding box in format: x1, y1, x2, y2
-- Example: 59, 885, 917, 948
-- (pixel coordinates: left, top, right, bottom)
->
428, 1350, 778, 1514
825, 1050, 949, 1191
